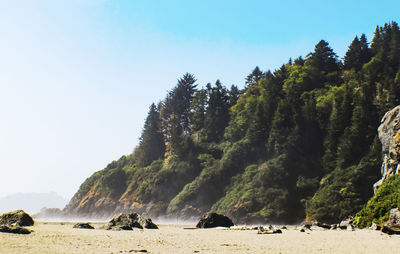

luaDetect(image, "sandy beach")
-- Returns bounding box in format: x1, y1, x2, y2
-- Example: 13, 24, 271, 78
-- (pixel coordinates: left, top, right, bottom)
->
1, 222, 400, 254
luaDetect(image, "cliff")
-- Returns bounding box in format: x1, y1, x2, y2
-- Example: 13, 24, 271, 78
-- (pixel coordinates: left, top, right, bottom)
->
356, 105, 400, 227
373, 105, 400, 192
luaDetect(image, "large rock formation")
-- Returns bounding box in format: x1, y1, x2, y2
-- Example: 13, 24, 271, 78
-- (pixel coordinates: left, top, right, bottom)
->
196, 213, 234, 228
0, 225, 32, 234
73, 223, 95, 229
382, 208, 400, 234
374, 105, 400, 192
0, 210, 34, 226
105, 213, 158, 230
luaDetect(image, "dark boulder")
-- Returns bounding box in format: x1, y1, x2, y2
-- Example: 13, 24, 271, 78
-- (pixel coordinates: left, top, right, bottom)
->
196, 213, 234, 228
300, 219, 331, 230
382, 208, 400, 235
0, 210, 34, 226
257, 225, 282, 234
315, 222, 331, 229
141, 218, 159, 229
0, 225, 32, 234
73, 223, 95, 229
106, 213, 158, 230
299, 226, 311, 232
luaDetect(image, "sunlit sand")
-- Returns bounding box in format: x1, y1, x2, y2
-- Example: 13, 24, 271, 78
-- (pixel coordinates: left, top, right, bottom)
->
1, 222, 400, 253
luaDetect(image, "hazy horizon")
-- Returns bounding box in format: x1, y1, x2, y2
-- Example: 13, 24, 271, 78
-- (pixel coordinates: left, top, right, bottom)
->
0, 192, 68, 214
1, 0, 399, 200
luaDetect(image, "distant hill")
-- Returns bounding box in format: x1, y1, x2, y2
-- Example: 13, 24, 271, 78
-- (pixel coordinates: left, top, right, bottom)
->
0, 192, 68, 214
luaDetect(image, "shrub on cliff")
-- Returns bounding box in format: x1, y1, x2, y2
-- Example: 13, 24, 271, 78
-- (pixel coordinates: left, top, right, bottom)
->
355, 174, 400, 228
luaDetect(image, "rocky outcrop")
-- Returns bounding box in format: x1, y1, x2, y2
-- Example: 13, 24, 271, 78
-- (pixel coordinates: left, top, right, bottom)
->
64, 189, 118, 218
369, 222, 381, 230
374, 105, 400, 192
105, 213, 158, 230
196, 213, 234, 228
300, 219, 331, 230
257, 225, 282, 234
73, 223, 95, 229
0, 225, 32, 234
339, 217, 354, 230
0, 210, 34, 226
382, 208, 400, 235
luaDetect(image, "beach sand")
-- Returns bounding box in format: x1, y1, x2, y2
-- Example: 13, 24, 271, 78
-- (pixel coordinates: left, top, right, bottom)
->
1, 222, 399, 253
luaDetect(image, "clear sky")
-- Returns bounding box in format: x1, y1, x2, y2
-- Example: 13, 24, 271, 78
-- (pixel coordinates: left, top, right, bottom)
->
0, 0, 399, 201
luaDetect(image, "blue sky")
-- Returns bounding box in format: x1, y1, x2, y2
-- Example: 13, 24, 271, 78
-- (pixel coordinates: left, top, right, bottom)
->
0, 0, 399, 201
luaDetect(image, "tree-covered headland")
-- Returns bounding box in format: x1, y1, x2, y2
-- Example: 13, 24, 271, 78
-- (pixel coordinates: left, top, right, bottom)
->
67, 22, 400, 224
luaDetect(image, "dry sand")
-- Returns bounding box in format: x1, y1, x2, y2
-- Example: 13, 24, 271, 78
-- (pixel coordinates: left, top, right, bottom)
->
1, 222, 400, 253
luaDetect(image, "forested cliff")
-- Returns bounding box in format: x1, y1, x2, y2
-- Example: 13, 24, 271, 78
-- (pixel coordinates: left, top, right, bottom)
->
64, 22, 400, 224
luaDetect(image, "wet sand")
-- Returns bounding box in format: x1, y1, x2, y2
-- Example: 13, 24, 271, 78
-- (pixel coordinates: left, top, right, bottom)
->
1, 222, 400, 253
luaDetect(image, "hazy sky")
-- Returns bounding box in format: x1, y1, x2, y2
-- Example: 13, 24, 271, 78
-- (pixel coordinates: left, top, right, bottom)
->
0, 0, 399, 200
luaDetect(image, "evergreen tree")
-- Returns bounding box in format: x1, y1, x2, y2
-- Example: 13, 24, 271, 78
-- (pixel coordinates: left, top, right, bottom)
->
308, 40, 340, 72
245, 66, 264, 86
359, 34, 371, 67
136, 103, 165, 166
162, 73, 197, 150
344, 36, 361, 70
389, 22, 400, 71
306, 40, 341, 85
294, 56, 305, 66
190, 89, 207, 132
228, 85, 241, 107
204, 80, 230, 142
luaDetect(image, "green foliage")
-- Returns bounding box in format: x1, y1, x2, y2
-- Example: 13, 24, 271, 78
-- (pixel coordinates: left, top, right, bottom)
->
355, 174, 400, 228
161, 73, 197, 151
135, 103, 165, 167
343, 34, 371, 71
72, 22, 400, 224
204, 80, 230, 142
245, 66, 264, 87
306, 139, 381, 223
76, 155, 131, 198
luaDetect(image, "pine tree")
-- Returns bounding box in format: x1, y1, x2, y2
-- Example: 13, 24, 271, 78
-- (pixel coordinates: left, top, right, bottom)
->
190, 89, 207, 132
344, 36, 361, 70
136, 103, 165, 166
359, 34, 371, 67
307, 40, 340, 74
228, 85, 241, 107
162, 73, 197, 150
389, 22, 400, 71
204, 80, 230, 141
245, 66, 264, 87
344, 34, 371, 71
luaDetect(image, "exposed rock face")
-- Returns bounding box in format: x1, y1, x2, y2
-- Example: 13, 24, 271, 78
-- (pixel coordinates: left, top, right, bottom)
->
106, 213, 158, 230
73, 223, 95, 229
374, 105, 400, 192
196, 213, 234, 228
0, 225, 32, 234
64, 189, 118, 218
339, 217, 354, 230
382, 208, 400, 235
0, 210, 34, 226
